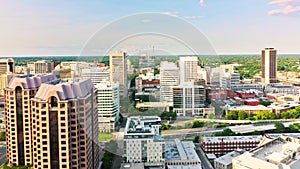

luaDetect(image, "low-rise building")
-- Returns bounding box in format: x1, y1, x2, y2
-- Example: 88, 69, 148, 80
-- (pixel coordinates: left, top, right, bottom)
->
201, 136, 262, 157
123, 116, 165, 169
165, 139, 202, 169
214, 149, 245, 169
227, 105, 272, 115
232, 135, 300, 169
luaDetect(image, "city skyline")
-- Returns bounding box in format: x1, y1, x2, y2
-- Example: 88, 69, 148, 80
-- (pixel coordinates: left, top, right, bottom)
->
1, 0, 300, 56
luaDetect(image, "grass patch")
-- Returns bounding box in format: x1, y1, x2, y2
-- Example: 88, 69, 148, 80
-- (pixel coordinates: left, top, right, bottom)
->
99, 133, 113, 142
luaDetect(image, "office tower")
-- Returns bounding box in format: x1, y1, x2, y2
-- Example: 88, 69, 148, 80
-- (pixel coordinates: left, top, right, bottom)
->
179, 56, 198, 83
27, 60, 53, 75
0, 58, 15, 96
160, 61, 179, 105
109, 51, 128, 97
173, 81, 205, 116
262, 48, 277, 84
5, 75, 100, 169
139, 54, 155, 68
123, 116, 165, 168
220, 73, 240, 89
4, 74, 57, 166
82, 67, 110, 84
0, 58, 15, 74
96, 81, 120, 133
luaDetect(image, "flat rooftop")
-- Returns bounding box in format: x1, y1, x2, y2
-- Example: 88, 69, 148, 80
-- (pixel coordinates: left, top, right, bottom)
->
124, 116, 161, 135
214, 150, 245, 165
233, 136, 300, 169
202, 135, 262, 143
228, 105, 272, 111
165, 139, 200, 162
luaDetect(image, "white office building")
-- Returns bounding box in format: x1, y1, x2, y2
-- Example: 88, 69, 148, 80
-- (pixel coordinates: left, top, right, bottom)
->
173, 81, 206, 116
123, 116, 165, 168
82, 67, 110, 84
96, 81, 120, 133
179, 56, 198, 83
160, 62, 179, 105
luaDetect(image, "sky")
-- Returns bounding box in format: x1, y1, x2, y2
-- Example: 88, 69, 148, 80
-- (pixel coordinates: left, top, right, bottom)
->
0, 0, 300, 56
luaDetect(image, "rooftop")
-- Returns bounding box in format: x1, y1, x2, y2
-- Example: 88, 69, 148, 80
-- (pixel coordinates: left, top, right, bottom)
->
228, 105, 272, 111
165, 139, 200, 162
7, 74, 57, 89
233, 135, 300, 169
202, 135, 262, 143
34, 79, 94, 101
214, 149, 245, 165
124, 116, 161, 135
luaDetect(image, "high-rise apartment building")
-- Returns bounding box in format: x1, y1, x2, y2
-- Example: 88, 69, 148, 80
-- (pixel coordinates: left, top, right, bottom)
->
123, 116, 165, 168
5, 75, 100, 169
5, 74, 57, 166
27, 60, 53, 75
96, 81, 120, 133
0, 58, 15, 74
160, 62, 179, 105
0, 58, 15, 96
109, 51, 128, 97
262, 48, 277, 84
179, 56, 198, 83
173, 81, 205, 116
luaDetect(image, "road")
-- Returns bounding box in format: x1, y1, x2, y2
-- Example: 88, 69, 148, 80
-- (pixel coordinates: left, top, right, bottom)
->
112, 120, 300, 140
0, 146, 6, 166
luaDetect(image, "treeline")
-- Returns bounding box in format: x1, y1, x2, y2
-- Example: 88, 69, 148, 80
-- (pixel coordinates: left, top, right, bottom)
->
226, 106, 300, 120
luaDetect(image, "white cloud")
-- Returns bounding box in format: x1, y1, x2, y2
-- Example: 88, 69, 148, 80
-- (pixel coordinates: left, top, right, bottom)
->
268, 0, 300, 15
199, 0, 205, 6
268, 0, 300, 6
184, 16, 205, 19
161, 11, 179, 17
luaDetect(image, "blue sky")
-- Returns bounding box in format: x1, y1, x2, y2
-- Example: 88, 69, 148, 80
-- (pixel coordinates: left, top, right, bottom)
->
1, 0, 300, 56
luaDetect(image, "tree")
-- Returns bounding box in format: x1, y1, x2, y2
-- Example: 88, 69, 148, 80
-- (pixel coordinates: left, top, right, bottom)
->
160, 111, 177, 121
225, 111, 238, 120
161, 122, 171, 130
0, 132, 5, 141
193, 135, 200, 143
238, 111, 247, 120
274, 122, 285, 133
192, 120, 205, 128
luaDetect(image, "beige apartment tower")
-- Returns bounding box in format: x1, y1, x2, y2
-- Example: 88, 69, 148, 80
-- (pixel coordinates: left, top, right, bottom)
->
109, 51, 128, 97
262, 48, 277, 84
5, 75, 100, 169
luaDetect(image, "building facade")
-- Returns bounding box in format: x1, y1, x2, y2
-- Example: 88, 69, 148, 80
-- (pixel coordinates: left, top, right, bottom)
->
109, 51, 128, 97
5, 75, 100, 169
160, 61, 179, 105
27, 60, 53, 75
82, 67, 110, 84
123, 116, 165, 168
262, 48, 277, 84
201, 136, 262, 157
179, 56, 198, 83
96, 81, 120, 133
173, 81, 206, 116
